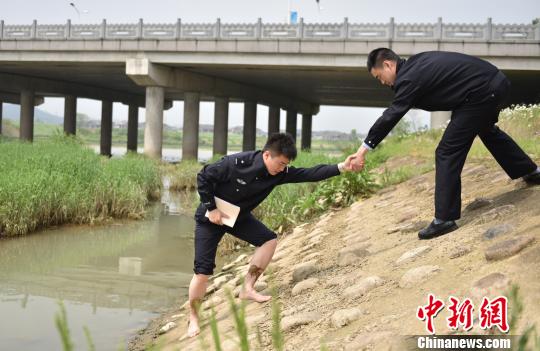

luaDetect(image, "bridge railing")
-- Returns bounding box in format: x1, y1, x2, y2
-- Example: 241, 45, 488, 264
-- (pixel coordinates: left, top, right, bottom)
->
0, 18, 538, 41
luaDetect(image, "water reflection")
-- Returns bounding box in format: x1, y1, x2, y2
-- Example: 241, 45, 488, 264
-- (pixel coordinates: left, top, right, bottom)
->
0, 187, 203, 350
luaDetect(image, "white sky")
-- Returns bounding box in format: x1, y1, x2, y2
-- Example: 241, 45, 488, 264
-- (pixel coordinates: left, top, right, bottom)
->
1, 0, 538, 133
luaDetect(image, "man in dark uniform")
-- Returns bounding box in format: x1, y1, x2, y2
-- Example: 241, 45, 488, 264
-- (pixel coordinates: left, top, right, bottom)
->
351, 48, 540, 239
187, 133, 355, 337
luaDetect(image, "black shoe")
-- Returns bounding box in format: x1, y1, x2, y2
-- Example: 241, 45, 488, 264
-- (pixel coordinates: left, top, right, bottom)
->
523, 171, 540, 185
418, 220, 458, 240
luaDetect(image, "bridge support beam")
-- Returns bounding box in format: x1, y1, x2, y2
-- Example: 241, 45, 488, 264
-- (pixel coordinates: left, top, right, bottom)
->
182, 92, 200, 161
286, 109, 297, 142
243, 101, 257, 151
63, 95, 77, 135
127, 104, 139, 152
0, 72, 147, 108
143, 87, 164, 159
100, 100, 113, 156
126, 59, 316, 115
0, 92, 44, 106
430, 111, 452, 129
20, 90, 35, 142
213, 97, 229, 156
268, 106, 280, 136
301, 114, 312, 151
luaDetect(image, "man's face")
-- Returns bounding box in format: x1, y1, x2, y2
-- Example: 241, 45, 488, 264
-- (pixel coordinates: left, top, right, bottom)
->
370, 60, 397, 87
263, 151, 290, 175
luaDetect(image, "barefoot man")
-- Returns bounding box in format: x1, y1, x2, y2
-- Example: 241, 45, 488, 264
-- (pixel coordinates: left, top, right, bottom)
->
187, 133, 355, 337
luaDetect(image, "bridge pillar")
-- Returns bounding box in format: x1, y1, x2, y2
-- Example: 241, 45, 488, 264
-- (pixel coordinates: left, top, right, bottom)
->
301, 114, 312, 151
268, 106, 280, 136
0, 101, 3, 135
127, 104, 139, 152
430, 111, 452, 129
286, 109, 297, 141
213, 97, 229, 156
20, 90, 35, 142
143, 87, 164, 159
182, 92, 200, 160
63, 95, 77, 135
100, 100, 113, 156
243, 101, 257, 151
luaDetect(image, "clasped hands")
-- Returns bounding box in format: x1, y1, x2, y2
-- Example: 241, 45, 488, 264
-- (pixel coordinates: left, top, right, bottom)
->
340, 145, 369, 172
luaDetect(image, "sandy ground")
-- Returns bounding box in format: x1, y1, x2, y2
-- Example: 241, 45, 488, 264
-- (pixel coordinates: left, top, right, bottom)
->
130, 158, 540, 351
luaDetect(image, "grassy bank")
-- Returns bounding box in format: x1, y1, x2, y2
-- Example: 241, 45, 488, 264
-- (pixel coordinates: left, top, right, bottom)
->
3, 120, 349, 154
372, 104, 540, 170
253, 151, 378, 234
0, 135, 161, 237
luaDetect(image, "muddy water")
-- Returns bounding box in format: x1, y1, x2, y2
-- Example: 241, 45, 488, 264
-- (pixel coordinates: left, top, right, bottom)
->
0, 188, 213, 351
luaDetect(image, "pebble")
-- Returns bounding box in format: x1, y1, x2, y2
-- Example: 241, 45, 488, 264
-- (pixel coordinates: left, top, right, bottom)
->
281, 312, 321, 331
483, 223, 514, 240
292, 278, 319, 296
484, 236, 534, 261
213, 274, 233, 289
479, 205, 516, 223
465, 197, 493, 211
395, 246, 431, 265
326, 271, 364, 287
292, 261, 318, 283
330, 308, 362, 328
338, 243, 371, 258
338, 253, 362, 266
449, 246, 472, 259
158, 322, 177, 334
471, 272, 510, 300
399, 265, 441, 288
343, 276, 385, 298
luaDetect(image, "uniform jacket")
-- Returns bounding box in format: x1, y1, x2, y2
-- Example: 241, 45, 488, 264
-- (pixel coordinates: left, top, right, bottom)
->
195, 150, 340, 221
364, 51, 508, 149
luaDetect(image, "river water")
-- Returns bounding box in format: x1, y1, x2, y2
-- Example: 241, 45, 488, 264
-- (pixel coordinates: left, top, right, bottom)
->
88, 145, 233, 163
0, 187, 214, 350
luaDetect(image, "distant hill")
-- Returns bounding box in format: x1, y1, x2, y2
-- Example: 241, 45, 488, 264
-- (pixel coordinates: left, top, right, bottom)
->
1, 104, 364, 141
0, 119, 19, 137
2, 103, 64, 125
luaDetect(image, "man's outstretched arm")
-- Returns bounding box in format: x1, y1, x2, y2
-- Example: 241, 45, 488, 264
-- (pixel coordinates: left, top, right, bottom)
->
280, 154, 356, 184
352, 79, 420, 171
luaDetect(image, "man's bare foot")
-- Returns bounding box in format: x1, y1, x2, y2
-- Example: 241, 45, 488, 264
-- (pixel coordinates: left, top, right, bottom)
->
239, 289, 272, 303
187, 317, 200, 338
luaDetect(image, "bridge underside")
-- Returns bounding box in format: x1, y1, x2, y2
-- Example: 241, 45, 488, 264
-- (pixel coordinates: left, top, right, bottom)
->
0, 61, 539, 108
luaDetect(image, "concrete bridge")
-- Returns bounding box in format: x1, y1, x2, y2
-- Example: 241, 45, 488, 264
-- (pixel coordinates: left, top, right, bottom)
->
0, 18, 539, 159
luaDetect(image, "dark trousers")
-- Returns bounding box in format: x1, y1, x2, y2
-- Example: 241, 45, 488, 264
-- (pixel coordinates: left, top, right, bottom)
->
193, 213, 277, 275
434, 77, 537, 221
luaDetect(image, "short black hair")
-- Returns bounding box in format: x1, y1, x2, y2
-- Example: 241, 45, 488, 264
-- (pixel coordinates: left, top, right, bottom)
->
367, 48, 400, 72
263, 133, 297, 160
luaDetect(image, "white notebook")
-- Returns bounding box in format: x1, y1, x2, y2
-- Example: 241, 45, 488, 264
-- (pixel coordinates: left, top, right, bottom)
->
205, 196, 240, 227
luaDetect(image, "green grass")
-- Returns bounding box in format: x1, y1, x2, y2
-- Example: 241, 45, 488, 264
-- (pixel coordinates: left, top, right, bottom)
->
55, 301, 74, 351
0, 134, 161, 236
508, 285, 540, 351
369, 103, 540, 168
253, 151, 378, 234
6, 119, 349, 153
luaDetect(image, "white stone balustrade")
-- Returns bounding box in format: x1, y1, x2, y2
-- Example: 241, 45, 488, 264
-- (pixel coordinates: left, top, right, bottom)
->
0, 18, 538, 41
